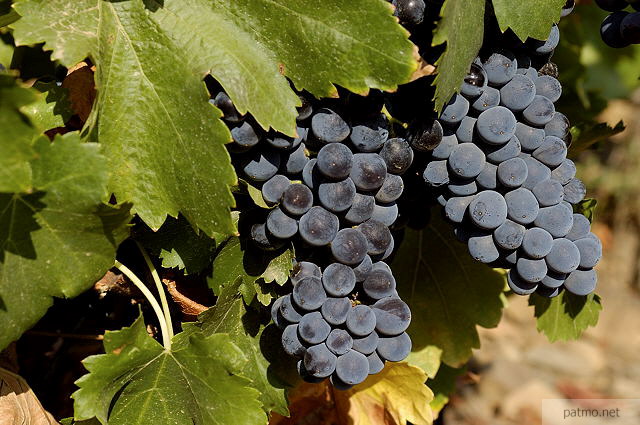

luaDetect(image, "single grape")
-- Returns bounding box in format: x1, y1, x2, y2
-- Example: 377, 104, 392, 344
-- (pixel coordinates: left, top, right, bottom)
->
533, 136, 567, 168
317, 143, 353, 180
251, 222, 284, 251
298, 311, 332, 345
302, 159, 320, 190
282, 143, 309, 175
563, 178, 587, 204
311, 108, 350, 143
377, 332, 411, 362
282, 184, 314, 216
345, 193, 375, 224
545, 238, 581, 274
448, 180, 478, 197
468, 233, 500, 263
304, 343, 337, 378
282, 324, 306, 358
346, 305, 377, 337
561, 0, 575, 17
212, 92, 242, 122
350, 115, 389, 152
481, 49, 518, 86
299, 206, 339, 246
535, 76, 562, 103
318, 178, 356, 213
371, 202, 399, 227
363, 268, 397, 299
267, 128, 304, 150
507, 269, 538, 295
541, 270, 567, 288
358, 220, 393, 255
521, 156, 552, 190
231, 121, 261, 150
523, 95, 556, 126
574, 234, 603, 269
262, 175, 291, 206
352, 255, 373, 282
335, 349, 370, 385
266, 207, 298, 239
476, 162, 498, 190
445, 195, 474, 223
551, 159, 577, 185
500, 74, 536, 111
566, 213, 591, 241
484, 135, 522, 164
376, 174, 404, 203
563, 269, 597, 296
469, 190, 508, 230
471, 86, 501, 113
322, 263, 356, 297
448, 143, 487, 179
534, 203, 574, 237
505, 187, 540, 225
373, 297, 411, 336
271, 296, 288, 329
351, 153, 387, 191
242, 150, 281, 182
279, 294, 304, 323
408, 119, 443, 152
455, 117, 476, 144
516, 123, 545, 152
423, 160, 450, 187
621, 11, 640, 44
331, 228, 369, 265
461, 63, 488, 97
352, 331, 379, 355
440, 93, 470, 125
292, 276, 327, 311
477, 106, 517, 145
532, 178, 564, 207
321, 297, 352, 326
367, 352, 385, 375
291, 261, 322, 286
497, 157, 528, 188
493, 219, 526, 250
601, 11, 631, 48
529, 25, 560, 55
296, 95, 313, 121
522, 227, 554, 259
326, 329, 354, 356
380, 138, 414, 175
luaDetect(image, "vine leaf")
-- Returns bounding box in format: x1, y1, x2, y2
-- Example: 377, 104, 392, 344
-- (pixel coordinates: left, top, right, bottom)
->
73, 314, 265, 425
575, 198, 597, 223
0, 133, 131, 351
431, 0, 485, 112
208, 236, 293, 305
529, 291, 602, 343
21, 81, 74, 132
569, 120, 625, 155
391, 213, 506, 367
270, 363, 433, 425
426, 364, 466, 418
179, 279, 291, 417
134, 216, 217, 275
0, 74, 37, 193
492, 0, 565, 41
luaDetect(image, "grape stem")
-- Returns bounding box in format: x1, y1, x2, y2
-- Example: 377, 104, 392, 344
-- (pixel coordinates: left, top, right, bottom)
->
135, 241, 174, 342
114, 260, 172, 351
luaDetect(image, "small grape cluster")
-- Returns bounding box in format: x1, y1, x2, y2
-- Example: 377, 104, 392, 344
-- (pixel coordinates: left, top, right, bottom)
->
415, 8, 603, 298
595, 0, 640, 48
212, 86, 414, 388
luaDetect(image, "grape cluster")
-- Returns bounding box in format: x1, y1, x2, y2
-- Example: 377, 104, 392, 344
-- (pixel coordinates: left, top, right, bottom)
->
416, 8, 602, 298
212, 85, 414, 388
595, 0, 640, 47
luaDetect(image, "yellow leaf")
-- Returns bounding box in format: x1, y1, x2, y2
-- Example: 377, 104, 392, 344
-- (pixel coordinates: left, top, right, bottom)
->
270, 362, 433, 425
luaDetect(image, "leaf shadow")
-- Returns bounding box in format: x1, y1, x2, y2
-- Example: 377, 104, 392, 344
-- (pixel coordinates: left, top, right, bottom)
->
0, 192, 46, 263
562, 291, 588, 319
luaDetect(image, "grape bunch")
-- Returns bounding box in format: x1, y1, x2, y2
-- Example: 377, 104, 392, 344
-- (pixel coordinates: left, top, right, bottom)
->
416, 7, 603, 298
211, 84, 414, 388
595, 0, 640, 47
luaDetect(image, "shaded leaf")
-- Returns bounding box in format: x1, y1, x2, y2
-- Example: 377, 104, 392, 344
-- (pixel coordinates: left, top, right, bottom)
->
569, 120, 625, 155
392, 213, 506, 367
0, 133, 131, 350
529, 291, 602, 342
208, 236, 293, 305
426, 364, 465, 417
73, 314, 264, 425
492, 0, 564, 41
574, 198, 597, 222
270, 362, 433, 425
431, 0, 485, 112
21, 81, 73, 132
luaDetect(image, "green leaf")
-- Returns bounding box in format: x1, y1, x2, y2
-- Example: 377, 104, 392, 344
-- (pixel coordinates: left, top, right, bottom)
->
492, 0, 564, 41
529, 291, 602, 343
431, 0, 485, 112
392, 213, 506, 367
574, 198, 597, 222
0, 39, 13, 68
406, 345, 442, 379
0, 0, 19, 28
21, 81, 73, 132
569, 121, 625, 155
179, 279, 291, 417
0, 133, 131, 350
0, 74, 37, 193
240, 179, 272, 210
208, 236, 293, 305
427, 364, 466, 416
134, 216, 217, 275
73, 314, 265, 425
12, 0, 237, 238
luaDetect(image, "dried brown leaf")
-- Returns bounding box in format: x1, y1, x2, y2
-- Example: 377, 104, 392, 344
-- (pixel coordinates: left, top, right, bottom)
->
0, 368, 59, 425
